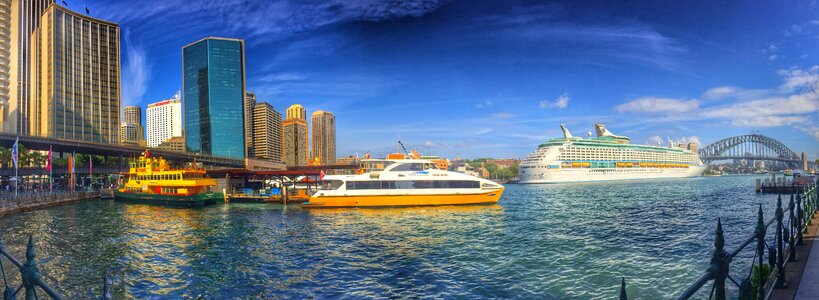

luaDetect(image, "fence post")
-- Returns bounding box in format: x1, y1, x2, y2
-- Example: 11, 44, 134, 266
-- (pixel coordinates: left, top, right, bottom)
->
775, 195, 788, 288
619, 277, 627, 300
711, 219, 729, 300
21, 236, 39, 300
797, 193, 804, 246
755, 204, 766, 299
789, 195, 797, 261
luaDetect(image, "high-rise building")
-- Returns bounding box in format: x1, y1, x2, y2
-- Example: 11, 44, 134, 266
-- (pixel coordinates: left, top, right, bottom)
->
122, 105, 143, 143
120, 122, 139, 144
282, 104, 307, 166
245, 91, 255, 155
5, 0, 54, 134
182, 37, 246, 159
0, 0, 11, 125
123, 105, 141, 124
310, 110, 335, 165
30, 4, 120, 143
156, 136, 185, 153
252, 102, 282, 162
146, 97, 182, 147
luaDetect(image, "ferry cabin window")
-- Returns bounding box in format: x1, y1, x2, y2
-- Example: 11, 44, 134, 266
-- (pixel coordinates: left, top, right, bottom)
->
319, 180, 344, 190
347, 180, 479, 190
391, 163, 426, 172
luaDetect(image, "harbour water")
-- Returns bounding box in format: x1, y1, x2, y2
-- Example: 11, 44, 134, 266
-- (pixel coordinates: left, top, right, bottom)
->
0, 175, 782, 298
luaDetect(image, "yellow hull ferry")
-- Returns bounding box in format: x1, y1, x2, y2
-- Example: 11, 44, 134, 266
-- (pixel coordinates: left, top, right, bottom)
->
303, 155, 505, 208
115, 150, 223, 207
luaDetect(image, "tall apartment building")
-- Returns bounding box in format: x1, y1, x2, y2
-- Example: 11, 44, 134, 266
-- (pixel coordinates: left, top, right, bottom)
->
120, 105, 143, 144
252, 102, 282, 162
146, 97, 182, 147
5, 0, 54, 134
0, 0, 11, 126
245, 91, 255, 155
310, 110, 335, 165
120, 122, 139, 144
30, 4, 120, 143
282, 104, 307, 166
183, 37, 246, 159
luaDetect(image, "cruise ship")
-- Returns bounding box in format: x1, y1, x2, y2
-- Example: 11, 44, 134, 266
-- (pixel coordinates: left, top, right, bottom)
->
519, 124, 706, 183
304, 154, 505, 207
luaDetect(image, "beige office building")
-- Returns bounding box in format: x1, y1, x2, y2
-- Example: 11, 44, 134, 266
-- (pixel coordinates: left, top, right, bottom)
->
310, 110, 335, 165
4, 0, 54, 134
245, 91, 255, 154
252, 102, 282, 162
120, 122, 139, 144
282, 104, 307, 166
0, 0, 11, 126
30, 4, 120, 143
122, 105, 143, 143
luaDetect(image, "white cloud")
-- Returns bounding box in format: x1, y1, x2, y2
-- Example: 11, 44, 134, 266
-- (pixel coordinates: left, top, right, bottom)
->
615, 97, 700, 114
646, 135, 663, 145
769, 54, 780, 61
703, 86, 740, 100
730, 115, 806, 127
792, 24, 803, 33
539, 93, 570, 109
121, 30, 151, 107
424, 140, 436, 148
768, 44, 779, 52
491, 112, 515, 119
675, 136, 701, 146
475, 99, 493, 109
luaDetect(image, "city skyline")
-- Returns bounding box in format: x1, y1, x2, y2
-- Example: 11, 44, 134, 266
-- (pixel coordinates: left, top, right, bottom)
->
71, 0, 819, 160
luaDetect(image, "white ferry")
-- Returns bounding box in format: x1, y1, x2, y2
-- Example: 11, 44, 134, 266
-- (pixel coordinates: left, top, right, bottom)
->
519, 124, 706, 183
304, 156, 505, 207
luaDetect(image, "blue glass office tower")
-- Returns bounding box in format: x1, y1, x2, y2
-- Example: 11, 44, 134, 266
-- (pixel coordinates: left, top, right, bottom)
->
182, 37, 246, 159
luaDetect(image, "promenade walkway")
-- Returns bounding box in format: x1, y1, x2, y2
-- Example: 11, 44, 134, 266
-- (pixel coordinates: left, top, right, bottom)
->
0, 191, 99, 217
795, 210, 819, 299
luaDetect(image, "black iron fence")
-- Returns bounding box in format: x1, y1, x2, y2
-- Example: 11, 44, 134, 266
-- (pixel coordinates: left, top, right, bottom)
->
0, 235, 110, 299
619, 182, 818, 300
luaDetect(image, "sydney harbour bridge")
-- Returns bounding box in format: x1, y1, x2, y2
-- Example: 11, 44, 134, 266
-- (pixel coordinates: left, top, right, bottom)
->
698, 134, 807, 169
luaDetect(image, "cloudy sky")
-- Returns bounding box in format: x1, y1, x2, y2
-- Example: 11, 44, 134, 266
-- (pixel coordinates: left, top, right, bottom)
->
84, 0, 819, 159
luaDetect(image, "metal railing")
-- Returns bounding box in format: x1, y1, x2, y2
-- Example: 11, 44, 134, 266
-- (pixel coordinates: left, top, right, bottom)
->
0, 235, 110, 299
619, 182, 818, 299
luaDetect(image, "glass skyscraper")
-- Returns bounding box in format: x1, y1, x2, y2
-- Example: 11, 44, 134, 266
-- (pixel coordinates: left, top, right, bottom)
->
182, 37, 246, 159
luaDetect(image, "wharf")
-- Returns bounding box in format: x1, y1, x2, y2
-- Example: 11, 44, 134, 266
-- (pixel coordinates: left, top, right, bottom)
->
0, 191, 98, 217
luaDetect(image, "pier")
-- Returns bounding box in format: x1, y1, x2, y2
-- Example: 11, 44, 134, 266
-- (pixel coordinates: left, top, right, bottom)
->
0, 191, 98, 218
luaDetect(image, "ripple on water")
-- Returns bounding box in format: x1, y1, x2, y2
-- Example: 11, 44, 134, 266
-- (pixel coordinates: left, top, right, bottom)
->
0, 176, 780, 299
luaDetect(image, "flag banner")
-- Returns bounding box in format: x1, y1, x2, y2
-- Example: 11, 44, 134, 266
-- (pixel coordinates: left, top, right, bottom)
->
68, 155, 74, 175
89, 157, 93, 175
11, 137, 18, 169
46, 146, 52, 172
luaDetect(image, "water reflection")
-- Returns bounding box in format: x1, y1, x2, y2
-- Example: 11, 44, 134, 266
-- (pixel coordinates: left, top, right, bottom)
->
0, 177, 781, 299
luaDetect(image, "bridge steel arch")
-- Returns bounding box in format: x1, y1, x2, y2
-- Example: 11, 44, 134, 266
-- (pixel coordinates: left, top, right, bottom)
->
698, 134, 800, 165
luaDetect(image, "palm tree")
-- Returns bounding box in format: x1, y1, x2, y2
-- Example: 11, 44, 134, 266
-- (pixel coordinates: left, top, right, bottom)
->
0, 146, 10, 169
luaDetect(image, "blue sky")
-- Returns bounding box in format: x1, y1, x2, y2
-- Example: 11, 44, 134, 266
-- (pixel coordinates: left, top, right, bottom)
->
84, 0, 819, 159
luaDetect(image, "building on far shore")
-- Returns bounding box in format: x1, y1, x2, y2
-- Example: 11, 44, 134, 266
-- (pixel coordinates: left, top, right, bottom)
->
283, 104, 308, 166
146, 96, 182, 148
245, 91, 256, 155
310, 110, 336, 165
155, 136, 185, 153
183, 37, 246, 159
30, 4, 121, 143
252, 102, 283, 162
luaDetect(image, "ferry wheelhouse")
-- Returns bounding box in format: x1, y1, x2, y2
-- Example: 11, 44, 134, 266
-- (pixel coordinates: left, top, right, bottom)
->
519, 124, 706, 183
304, 154, 504, 208
114, 151, 223, 207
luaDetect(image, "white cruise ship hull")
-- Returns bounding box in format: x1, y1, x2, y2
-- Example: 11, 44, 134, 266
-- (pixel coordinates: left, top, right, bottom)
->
519, 165, 706, 184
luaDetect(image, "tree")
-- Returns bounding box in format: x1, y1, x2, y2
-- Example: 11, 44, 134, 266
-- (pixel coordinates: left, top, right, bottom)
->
0, 146, 10, 168
509, 162, 520, 177
485, 163, 499, 174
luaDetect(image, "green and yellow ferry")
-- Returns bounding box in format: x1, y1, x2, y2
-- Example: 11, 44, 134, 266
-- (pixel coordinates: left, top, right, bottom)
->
114, 151, 223, 207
